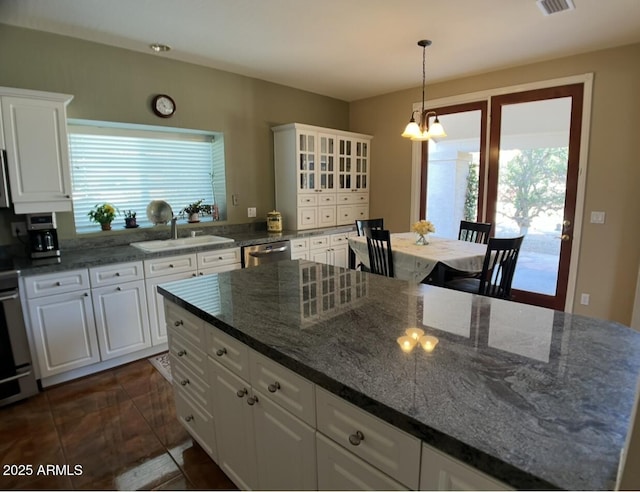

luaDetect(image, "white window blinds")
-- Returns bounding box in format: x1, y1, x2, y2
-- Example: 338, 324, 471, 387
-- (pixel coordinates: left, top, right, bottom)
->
68, 122, 226, 233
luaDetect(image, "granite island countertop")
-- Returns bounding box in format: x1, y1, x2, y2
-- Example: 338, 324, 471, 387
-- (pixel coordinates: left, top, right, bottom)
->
157, 259, 640, 491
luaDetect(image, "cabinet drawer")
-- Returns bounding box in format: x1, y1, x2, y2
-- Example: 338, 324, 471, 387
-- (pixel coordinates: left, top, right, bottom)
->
249, 350, 316, 426
318, 206, 336, 227
337, 204, 368, 225
165, 301, 206, 347
298, 194, 318, 207
174, 385, 217, 460
316, 387, 421, 490
24, 269, 90, 298
317, 193, 336, 205
172, 355, 210, 411
308, 235, 329, 250
290, 237, 309, 253
89, 261, 144, 287
144, 254, 197, 278
206, 323, 250, 381
420, 442, 512, 491
337, 192, 368, 205
197, 247, 241, 270
316, 433, 406, 491
331, 232, 352, 246
169, 330, 207, 382
297, 208, 317, 229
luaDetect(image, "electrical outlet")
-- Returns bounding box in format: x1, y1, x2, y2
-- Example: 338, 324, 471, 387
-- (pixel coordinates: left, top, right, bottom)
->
580, 293, 590, 305
11, 221, 27, 237
590, 211, 605, 224
232, 194, 239, 206
247, 207, 256, 218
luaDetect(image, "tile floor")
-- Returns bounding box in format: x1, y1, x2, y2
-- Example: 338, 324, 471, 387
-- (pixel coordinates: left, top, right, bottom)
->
0, 358, 237, 490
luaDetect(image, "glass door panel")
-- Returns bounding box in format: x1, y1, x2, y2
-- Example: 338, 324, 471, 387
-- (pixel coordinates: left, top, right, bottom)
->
299, 133, 315, 191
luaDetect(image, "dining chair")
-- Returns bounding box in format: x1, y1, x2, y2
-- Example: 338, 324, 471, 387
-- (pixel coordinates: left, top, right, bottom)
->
458, 220, 492, 244
443, 235, 524, 299
364, 228, 394, 278
352, 218, 384, 270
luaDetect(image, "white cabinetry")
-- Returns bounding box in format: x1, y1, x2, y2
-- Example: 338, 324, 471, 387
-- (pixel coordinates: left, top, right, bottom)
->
420, 443, 512, 491
0, 87, 73, 213
165, 302, 217, 459
207, 322, 317, 490
307, 232, 355, 267
89, 261, 151, 360
25, 269, 99, 377
273, 123, 372, 230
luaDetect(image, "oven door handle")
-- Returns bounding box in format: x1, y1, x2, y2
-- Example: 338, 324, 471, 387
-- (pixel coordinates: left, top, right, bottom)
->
0, 290, 18, 302
0, 369, 32, 385
249, 247, 288, 257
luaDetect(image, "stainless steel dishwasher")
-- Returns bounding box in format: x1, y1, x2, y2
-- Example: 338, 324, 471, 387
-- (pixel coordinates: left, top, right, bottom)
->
242, 240, 291, 268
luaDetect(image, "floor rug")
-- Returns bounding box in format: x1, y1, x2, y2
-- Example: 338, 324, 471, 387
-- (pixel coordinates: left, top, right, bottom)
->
148, 352, 172, 383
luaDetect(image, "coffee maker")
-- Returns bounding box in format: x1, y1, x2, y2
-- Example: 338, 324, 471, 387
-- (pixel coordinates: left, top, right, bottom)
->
26, 212, 60, 260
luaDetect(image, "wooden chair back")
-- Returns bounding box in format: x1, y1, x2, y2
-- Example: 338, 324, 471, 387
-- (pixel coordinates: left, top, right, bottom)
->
364, 228, 394, 278
459, 220, 492, 244
479, 236, 524, 299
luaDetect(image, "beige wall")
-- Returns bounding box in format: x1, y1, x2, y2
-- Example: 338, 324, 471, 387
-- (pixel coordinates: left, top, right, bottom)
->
350, 43, 640, 325
0, 24, 349, 239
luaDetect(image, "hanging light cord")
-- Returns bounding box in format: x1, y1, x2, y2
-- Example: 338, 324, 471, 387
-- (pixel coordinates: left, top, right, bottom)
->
420, 41, 426, 128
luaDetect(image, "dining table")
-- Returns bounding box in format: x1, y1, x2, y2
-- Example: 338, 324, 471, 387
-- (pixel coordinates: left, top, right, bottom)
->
348, 232, 487, 284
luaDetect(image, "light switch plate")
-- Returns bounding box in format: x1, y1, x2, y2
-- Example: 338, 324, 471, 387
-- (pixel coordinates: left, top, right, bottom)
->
590, 211, 605, 224
247, 207, 256, 218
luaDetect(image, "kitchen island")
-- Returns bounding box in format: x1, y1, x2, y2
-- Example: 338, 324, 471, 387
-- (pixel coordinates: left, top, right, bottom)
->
158, 259, 640, 490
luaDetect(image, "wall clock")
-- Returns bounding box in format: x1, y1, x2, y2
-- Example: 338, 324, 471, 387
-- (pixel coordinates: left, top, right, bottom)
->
151, 94, 176, 118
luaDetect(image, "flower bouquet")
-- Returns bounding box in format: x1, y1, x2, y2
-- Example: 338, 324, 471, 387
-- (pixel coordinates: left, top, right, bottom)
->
411, 219, 435, 245
88, 203, 117, 231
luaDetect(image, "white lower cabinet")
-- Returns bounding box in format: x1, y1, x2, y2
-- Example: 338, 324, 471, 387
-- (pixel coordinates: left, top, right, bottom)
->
146, 270, 195, 346
28, 288, 99, 377
420, 443, 512, 491
92, 280, 151, 360
316, 433, 406, 491
305, 232, 354, 267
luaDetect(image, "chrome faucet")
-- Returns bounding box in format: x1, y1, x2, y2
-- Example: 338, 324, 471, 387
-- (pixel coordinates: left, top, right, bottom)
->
170, 216, 178, 240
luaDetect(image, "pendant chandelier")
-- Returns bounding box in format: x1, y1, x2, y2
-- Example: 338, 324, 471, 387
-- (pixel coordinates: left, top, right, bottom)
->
401, 40, 446, 141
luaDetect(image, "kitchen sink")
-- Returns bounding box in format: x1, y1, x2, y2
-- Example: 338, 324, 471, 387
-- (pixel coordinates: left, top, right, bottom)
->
130, 235, 235, 252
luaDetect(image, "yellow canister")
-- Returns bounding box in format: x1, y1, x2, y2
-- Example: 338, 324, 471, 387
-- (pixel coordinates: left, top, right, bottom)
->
267, 210, 283, 232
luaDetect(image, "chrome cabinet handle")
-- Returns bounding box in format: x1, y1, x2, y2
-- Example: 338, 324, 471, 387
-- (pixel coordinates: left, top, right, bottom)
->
180, 379, 189, 386
247, 395, 259, 406
174, 320, 183, 326
177, 350, 186, 357
267, 382, 280, 393
236, 388, 248, 398
184, 415, 194, 422
349, 431, 365, 446
216, 347, 227, 357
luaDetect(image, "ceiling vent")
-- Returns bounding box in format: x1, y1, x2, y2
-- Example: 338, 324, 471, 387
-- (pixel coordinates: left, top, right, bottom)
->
537, 0, 575, 15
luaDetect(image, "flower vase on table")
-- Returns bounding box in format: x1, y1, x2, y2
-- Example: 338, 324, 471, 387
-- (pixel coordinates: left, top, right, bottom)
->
411, 219, 436, 246
101, 222, 112, 231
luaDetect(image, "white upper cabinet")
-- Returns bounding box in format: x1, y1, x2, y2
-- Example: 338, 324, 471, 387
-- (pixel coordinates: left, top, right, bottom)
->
0, 87, 74, 213
273, 123, 372, 230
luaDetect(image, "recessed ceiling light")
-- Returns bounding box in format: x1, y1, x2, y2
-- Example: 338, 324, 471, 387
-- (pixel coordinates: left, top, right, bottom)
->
149, 43, 171, 53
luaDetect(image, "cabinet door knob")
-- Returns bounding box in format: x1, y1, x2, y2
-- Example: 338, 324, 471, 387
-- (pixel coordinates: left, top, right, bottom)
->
177, 350, 186, 357
216, 347, 227, 357
349, 430, 365, 446
115, 272, 120, 276
180, 379, 189, 386
169, 264, 174, 268
84, 292, 89, 297
247, 395, 259, 406
174, 320, 183, 326
184, 415, 194, 422
267, 382, 281, 393
236, 388, 248, 398
116, 287, 121, 291
56, 281, 61, 286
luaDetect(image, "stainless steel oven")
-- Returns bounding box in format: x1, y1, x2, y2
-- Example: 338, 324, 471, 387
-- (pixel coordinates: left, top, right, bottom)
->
0, 262, 38, 406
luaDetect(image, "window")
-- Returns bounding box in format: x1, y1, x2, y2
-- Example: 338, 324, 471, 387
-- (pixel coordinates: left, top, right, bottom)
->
68, 120, 227, 233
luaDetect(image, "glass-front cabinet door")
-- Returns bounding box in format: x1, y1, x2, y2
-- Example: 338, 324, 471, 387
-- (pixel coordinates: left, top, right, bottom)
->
355, 140, 369, 191
337, 138, 353, 191
318, 133, 335, 191
298, 132, 315, 191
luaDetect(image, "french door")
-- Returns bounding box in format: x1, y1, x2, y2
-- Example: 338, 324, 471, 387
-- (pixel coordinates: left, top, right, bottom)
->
421, 83, 584, 310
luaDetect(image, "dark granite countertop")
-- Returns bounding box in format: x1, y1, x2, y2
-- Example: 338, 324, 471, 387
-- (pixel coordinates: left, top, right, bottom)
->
157, 260, 640, 491
12, 225, 354, 276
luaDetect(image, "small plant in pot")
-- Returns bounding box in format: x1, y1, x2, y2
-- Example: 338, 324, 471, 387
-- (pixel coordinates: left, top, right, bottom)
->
180, 199, 211, 223
123, 210, 137, 228
88, 203, 117, 231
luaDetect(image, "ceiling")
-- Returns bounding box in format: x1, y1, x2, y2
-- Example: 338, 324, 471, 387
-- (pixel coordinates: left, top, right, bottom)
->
1, 0, 640, 102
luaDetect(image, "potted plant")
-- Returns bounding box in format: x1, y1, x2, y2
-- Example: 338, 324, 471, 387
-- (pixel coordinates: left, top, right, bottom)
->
88, 203, 117, 231
180, 199, 211, 223
123, 210, 137, 228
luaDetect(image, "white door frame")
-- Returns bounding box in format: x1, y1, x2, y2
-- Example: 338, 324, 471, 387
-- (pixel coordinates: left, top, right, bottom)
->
409, 73, 593, 312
